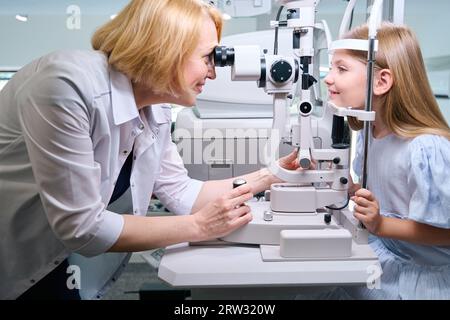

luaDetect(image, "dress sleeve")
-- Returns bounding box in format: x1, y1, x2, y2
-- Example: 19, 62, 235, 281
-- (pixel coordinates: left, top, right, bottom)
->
407, 135, 450, 228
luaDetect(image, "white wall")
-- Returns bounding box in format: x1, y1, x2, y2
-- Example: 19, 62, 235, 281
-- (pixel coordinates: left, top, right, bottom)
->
2, 0, 450, 66
1, 0, 449, 122
0, 0, 128, 68
0, 14, 110, 68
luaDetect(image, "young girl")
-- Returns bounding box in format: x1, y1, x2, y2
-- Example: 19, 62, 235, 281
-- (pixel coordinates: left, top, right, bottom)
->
325, 22, 450, 299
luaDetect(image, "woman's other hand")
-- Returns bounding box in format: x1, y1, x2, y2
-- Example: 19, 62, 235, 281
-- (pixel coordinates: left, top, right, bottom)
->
192, 184, 253, 241
278, 149, 317, 171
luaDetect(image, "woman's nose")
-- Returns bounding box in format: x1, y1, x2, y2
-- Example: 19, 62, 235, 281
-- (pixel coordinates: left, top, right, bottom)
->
207, 66, 216, 80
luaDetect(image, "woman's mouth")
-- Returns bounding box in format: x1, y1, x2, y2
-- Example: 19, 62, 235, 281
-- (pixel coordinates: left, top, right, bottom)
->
195, 83, 205, 94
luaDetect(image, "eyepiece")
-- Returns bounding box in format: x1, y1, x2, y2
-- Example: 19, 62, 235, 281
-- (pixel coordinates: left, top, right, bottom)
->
214, 46, 235, 67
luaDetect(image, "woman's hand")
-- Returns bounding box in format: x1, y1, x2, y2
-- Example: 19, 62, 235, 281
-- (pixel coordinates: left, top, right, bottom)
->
192, 184, 253, 241
351, 188, 383, 235
278, 150, 301, 170
278, 149, 316, 171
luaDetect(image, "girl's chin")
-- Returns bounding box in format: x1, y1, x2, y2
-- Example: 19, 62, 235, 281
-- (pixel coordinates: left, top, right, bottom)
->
328, 99, 346, 107
329, 100, 364, 109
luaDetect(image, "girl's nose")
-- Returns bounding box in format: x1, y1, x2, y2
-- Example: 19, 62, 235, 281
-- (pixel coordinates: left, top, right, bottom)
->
324, 73, 333, 86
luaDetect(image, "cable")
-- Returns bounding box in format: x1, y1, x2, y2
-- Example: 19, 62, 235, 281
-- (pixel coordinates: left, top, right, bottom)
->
273, 5, 284, 55
349, 8, 354, 30
325, 195, 350, 211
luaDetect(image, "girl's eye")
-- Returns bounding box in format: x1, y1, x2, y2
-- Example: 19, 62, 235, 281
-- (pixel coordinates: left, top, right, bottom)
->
338, 66, 347, 72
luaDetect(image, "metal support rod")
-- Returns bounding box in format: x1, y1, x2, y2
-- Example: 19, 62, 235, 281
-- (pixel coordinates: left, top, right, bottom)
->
359, 36, 377, 230
361, 37, 376, 190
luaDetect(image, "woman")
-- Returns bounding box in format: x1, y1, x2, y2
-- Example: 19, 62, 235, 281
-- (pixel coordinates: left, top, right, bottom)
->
0, 0, 297, 299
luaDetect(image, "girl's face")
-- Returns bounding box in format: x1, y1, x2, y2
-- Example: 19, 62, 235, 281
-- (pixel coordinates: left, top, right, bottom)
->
176, 16, 218, 106
324, 50, 367, 109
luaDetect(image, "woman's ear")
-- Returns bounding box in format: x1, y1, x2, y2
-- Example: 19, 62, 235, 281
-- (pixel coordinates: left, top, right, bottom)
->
373, 69, 393, 96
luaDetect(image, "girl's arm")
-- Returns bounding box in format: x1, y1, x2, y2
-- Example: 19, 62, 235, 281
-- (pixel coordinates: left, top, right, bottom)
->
376, 217, 450, 246
352, 188, 450, 246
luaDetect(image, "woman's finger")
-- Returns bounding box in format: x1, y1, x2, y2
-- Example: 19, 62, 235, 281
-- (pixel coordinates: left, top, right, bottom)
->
228, 204, 251, 219
229, 192, 253, 209
279, 150, 298, 168
226, 184, 252, 199
229, 211, 253, 229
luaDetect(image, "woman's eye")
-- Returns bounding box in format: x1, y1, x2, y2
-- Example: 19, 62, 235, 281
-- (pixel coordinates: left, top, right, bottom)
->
203, 52, 214, 68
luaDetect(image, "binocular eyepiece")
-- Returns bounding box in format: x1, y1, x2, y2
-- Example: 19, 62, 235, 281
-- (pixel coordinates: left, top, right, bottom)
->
212, 45, 299, 86
213, 46, 235, 67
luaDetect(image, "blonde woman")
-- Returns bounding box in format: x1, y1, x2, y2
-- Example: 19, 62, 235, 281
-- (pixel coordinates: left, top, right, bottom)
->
325, 23, 450, 299
0, 0, 297, 299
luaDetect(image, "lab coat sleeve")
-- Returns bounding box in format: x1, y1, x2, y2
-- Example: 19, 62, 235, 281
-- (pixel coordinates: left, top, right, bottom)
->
153, 137, 204, 215
16, 62, 124, 257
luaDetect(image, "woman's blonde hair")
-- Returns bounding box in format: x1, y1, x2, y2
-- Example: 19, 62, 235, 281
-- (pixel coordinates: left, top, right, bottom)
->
92, 0, 223, 96
343, 23, 450, 140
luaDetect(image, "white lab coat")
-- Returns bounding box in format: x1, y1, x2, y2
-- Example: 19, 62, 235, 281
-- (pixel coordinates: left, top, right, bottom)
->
0, 50, 203, 299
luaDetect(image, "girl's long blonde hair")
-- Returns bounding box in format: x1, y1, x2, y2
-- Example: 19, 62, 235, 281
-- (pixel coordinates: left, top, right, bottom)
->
344, 23, 450, 140
92, 0, 223, 96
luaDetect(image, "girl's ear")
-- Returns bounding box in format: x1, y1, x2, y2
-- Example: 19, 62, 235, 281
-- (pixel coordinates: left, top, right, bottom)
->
373, 68, 393, 96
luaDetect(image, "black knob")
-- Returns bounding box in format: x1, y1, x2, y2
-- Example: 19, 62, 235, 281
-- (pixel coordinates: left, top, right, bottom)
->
333, 157, 341, 164
324, 213, 332, 224
233, 178, 247, 189
299, 102, 312, 115
287, 9, 299, 19
270, 60, 293, 83
340, 177, 348, 185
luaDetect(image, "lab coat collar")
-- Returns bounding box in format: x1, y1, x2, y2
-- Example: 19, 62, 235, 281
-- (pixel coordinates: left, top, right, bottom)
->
109, 67, 140, 126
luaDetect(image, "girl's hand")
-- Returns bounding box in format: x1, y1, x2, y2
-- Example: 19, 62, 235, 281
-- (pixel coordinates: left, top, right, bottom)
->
192, 184, 253, 241
348, 178, 361, 197
351, 188, 383, 235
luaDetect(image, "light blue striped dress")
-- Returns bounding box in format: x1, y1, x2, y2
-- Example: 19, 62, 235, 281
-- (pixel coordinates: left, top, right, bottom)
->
344, 133, 450, 299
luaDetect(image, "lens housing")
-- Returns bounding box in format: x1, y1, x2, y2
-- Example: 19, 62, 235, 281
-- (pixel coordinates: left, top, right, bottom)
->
214, 46, 235, 67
